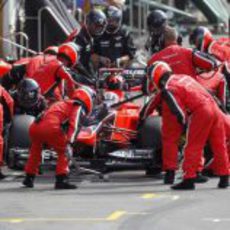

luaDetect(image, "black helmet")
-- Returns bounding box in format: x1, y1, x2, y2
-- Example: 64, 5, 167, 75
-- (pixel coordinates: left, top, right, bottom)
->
17, 78, 40, 108
86, 9, 107, 37
106, 6, 122, 34
147, 10, 167, 35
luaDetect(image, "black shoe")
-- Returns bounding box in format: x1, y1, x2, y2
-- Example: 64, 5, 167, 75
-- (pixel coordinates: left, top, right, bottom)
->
202, 169, 217, 177
22, 174, 35, 188
55, 175, 77, 190
164, 170, 175, 184
218, 175, 229, 189
0, 172, 7, 180
194, 172, 209, 183
171, 179, 195, 190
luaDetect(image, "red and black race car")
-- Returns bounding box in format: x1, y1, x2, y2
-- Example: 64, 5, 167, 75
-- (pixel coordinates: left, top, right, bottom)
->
5, 68, 162, 177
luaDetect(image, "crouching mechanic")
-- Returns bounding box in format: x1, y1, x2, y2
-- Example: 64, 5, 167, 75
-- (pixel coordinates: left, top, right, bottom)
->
1, 46, 58, 91
146, 61, 229, 190
12, 78, 47, 117
29, 42, 80, 103
0, 85, 14, 179
23, 86, 96, 189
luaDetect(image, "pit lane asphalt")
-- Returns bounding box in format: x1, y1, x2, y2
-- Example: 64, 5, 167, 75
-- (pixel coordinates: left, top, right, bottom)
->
0, 169, 229, 230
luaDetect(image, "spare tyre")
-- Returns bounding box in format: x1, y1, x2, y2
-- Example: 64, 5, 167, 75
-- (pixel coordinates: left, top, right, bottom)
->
9, 115, 35, 148
139, 115, 162, 150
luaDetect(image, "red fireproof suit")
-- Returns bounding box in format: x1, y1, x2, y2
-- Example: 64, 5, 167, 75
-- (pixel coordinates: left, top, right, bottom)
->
217, 37, 230, 47
163, 74, 229, 179
205, 113, 230, 173
147, 44, 216, 78
142, 70, 228, 172
25, 100, 84, 175
145, 44, 220, 171
29, 59, 77, 101
196, 71, 227, 108
26, 54, 56, 77
208, 41, 230, 62
0, 86, 14, 166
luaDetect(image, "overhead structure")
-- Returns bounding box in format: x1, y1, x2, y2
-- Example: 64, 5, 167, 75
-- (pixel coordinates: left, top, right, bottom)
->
191, 0, 229, 25
24, 0, 80, 52
127, 0, 197, 35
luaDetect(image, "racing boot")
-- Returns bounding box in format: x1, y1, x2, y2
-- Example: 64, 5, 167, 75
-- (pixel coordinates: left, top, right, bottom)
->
0, 168, 6, 180
218, 175, 229, 189
164, 170, 175, 184
0, 171, 6, 180
55, 174, 77, 190
194, 172, 209, 183
171, 178, 195, 190
22, 174, 35, 188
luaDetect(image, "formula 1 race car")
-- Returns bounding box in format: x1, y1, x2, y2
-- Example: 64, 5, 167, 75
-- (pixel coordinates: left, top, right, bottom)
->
5, 68, 162, 176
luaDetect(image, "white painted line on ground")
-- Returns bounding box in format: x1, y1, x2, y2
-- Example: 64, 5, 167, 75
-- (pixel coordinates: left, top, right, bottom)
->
203, 218, 230, 222
126, 212, 150, 216
171, 195, 180, 200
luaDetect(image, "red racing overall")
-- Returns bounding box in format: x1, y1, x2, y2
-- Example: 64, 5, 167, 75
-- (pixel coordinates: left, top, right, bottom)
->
163, 74, 229, 179
26, 54, 56, 77
147, 44, 216, 78
0, 86, 14, 166
145, 45, 218, 171
208, 41, 230, 62
25, 100, 84, 175
29, 59, 77, 101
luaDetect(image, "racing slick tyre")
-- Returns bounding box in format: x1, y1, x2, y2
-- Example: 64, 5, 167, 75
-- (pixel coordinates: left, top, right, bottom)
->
139, 115, 162, 149
138, 115, 162, 176
7, 115, 35, 169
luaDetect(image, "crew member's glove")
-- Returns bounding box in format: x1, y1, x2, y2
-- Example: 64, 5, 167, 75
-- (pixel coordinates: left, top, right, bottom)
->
100, 56, 111, 67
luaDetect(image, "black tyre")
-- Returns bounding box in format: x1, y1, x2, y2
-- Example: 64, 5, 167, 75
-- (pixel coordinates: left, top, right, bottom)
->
139, 115, 162, 150
9, 115, 35, 148
7, 115, 35, 169
139, 116, 162, 175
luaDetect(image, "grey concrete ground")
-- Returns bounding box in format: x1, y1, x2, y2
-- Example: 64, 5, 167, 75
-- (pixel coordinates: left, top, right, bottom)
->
0, 169, 230, 230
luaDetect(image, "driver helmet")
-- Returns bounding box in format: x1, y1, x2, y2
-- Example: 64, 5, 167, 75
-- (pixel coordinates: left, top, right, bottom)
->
106, 75, 124, 90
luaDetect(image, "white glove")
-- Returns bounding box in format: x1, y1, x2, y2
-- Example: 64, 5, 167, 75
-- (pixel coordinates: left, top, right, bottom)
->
65, 144, 73, 159
116, 58, 121, 68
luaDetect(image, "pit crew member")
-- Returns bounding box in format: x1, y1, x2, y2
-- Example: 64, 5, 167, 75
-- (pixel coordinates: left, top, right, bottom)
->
23, 86, 96, 189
